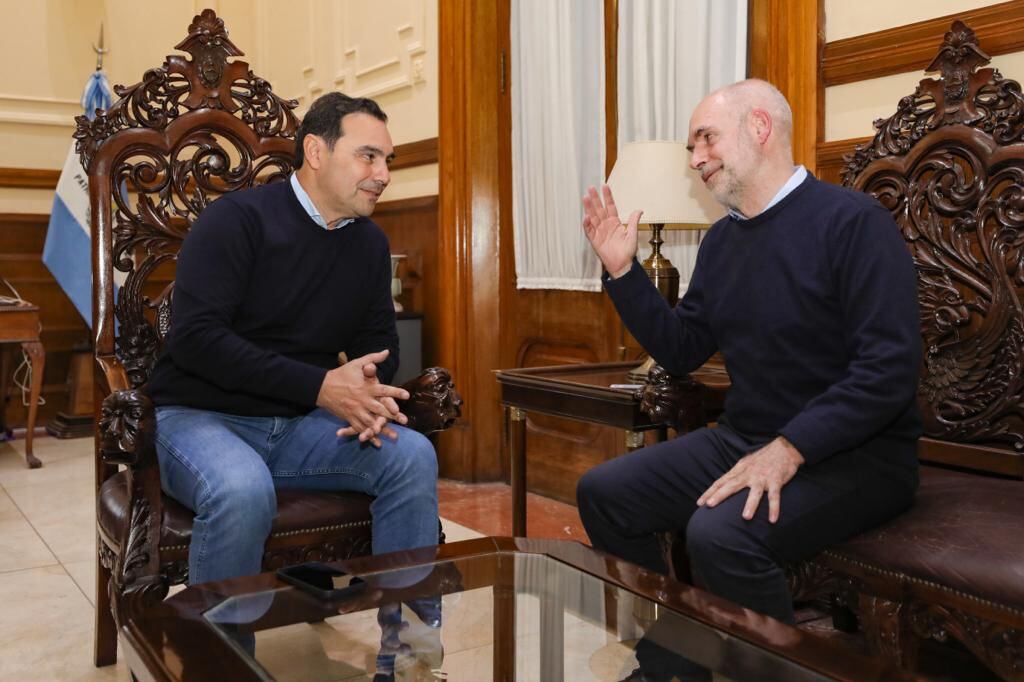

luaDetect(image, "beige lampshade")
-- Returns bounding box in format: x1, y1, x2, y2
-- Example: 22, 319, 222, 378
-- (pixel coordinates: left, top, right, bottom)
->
606, 140, 722, 228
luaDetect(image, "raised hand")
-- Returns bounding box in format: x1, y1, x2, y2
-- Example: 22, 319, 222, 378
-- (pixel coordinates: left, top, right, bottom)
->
316, 349, 409, 448
696, 437, 805, 523
582, 184, 642, 278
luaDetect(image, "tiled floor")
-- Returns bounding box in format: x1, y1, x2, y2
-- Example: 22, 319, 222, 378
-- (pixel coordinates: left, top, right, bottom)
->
437, 479, 588, 542
0, 434, 994, 681
0, 436, 128, 681
0, 434, 593, 681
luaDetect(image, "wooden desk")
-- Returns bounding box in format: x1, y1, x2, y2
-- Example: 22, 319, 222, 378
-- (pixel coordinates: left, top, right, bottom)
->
0, 302, 45, 468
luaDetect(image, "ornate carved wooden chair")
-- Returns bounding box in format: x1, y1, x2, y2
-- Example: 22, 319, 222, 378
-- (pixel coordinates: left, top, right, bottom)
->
77, 10, 460, 667
644, 21, 1024, 679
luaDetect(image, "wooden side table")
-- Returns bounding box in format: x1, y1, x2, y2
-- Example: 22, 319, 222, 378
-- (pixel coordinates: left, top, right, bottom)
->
0, 301, 45, 468
495, 362, 670, 536
495, 360, 730, 537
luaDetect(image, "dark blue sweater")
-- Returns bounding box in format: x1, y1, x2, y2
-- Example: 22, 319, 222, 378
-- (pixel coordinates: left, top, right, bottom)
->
146, 180, 399, 417
606, 174, 922, 467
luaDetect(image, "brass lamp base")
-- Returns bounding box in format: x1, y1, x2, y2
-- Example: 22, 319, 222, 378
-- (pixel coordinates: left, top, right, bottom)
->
630, 222, 679, 381
628, 355, 658, 382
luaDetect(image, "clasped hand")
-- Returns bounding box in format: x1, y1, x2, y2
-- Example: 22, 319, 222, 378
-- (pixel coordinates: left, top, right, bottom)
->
696, 437, 805, 523
316, 349, 409, 448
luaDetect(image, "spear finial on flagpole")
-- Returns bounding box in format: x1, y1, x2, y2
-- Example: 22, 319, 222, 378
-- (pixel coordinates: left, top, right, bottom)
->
92, 23, 107, 71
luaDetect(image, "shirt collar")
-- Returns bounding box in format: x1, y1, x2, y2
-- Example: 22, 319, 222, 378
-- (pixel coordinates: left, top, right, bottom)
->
290, 173, 356, 231
728, 165, 808, 221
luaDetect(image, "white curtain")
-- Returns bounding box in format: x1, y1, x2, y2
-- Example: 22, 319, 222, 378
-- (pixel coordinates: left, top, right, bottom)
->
511, 0, 605, 291
618, 0, 747, 294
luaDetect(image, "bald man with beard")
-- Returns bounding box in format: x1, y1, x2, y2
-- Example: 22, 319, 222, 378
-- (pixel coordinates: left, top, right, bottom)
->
578, 80, 922, 680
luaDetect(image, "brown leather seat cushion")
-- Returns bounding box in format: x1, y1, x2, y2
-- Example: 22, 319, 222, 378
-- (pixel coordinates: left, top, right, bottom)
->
98, 470, 373, 551
828, 466, 1024, 610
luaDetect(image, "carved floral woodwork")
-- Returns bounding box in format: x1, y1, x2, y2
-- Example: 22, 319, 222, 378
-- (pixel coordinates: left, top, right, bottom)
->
635, 364, 706, 432
98, 390, 155, 467
636, 20, 1024, 678
843, 21, 1024, 185
399, 367, 463, 434
909, 603, 1024, 679
76, 8, 299, 390
843, 21, 1024, 451
89, 10, 459, 666
75, 10, 299, 168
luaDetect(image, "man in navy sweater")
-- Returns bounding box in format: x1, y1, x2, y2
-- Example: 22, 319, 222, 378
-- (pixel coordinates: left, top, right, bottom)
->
578, 80, 921, 680
147, 93, 440, 590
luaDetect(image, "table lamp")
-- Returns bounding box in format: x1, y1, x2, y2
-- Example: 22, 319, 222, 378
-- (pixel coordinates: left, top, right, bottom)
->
606, 140, 719, 380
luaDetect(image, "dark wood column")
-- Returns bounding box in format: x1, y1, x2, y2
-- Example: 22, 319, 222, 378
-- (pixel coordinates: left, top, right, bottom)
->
747, 0, 824, 172
436, 0, 511, 481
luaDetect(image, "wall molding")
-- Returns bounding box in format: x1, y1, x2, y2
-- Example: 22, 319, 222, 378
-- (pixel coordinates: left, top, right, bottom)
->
816, 136, 872, 186
392, 137, 438, 171
0, 137, 437, 191
823, 1, 1024, 87
310, 2, 429, 103
374, 194, 437, 215
747, 0, 823, 170
0, 212, 50, 223
0, 168, 60, 190
0, 93, 81, 128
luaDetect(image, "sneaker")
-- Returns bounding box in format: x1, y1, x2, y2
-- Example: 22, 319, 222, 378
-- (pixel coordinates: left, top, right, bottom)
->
406, 596, 442, 628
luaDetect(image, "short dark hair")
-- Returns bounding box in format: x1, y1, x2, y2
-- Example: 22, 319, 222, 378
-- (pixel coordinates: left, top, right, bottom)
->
294, 92, 388, 168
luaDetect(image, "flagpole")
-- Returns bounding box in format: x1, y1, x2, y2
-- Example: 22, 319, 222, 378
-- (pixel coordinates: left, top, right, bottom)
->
44, 23, 112, 440
93, 23, 107, 71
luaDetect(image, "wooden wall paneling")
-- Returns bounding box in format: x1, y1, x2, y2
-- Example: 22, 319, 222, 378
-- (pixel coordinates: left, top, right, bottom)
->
371, 195, 440, 367
391, 137, 439, 171
0, 213, 90, 429
497, 0, 518, 484
747, 0, 769, 82
438, 0, 508, 481
0, 168, 60, 190
816, 136, 872, 186
604, 0, 618, 179
603, 0, 632, 362
822, 0, 1024, 87
493, 0, 631, 502
510, 290, 624, 503
747, 0, 824, 172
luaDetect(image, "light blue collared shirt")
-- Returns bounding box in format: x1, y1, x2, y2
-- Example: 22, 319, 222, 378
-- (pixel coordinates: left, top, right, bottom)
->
290, 173, 356, 230
728, 165, 808, 220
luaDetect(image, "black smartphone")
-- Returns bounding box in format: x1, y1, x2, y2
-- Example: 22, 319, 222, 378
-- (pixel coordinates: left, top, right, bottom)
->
276, 561, 366, 601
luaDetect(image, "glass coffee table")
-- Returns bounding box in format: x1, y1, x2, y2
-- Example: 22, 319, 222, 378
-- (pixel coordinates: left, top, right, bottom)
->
120, 537, 915, 681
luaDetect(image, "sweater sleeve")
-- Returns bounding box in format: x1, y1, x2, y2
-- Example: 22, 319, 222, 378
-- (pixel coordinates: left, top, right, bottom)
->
778, 204, 921, 464
345, 247, 400, 385
165, 197, 327, 407
604, 255, 718, 376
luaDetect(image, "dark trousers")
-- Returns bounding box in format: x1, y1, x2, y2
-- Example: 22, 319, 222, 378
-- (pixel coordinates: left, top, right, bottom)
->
577, 425, 915, 678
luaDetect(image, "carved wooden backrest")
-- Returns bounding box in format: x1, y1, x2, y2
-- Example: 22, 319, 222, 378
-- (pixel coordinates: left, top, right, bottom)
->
843, 21, 1024, 477
75, 10, 299, 389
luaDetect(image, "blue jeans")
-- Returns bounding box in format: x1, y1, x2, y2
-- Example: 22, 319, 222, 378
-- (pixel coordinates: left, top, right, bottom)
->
154, 405, 439, 585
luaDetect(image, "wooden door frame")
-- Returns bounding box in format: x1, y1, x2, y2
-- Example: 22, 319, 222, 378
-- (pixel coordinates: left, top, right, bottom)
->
436, 0, 825, 482
747, 0, 824, 172
437, 0, 510, 481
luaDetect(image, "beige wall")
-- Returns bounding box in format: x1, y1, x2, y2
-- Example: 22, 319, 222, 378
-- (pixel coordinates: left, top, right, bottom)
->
0, 0, 438, 212
825, 0, 994, 42
823, 1, 1024, 141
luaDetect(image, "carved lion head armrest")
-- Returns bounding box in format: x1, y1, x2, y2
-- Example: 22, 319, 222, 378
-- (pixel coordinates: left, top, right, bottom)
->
397, 367, 463, 435
634, 364, 707, 432
99, 389, 158, 469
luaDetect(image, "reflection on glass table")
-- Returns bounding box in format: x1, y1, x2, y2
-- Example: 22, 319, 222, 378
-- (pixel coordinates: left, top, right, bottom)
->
200, 547, 874, 681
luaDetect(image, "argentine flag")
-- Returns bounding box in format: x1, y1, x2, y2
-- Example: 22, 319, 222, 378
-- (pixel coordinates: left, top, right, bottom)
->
42, 71, 112, 329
